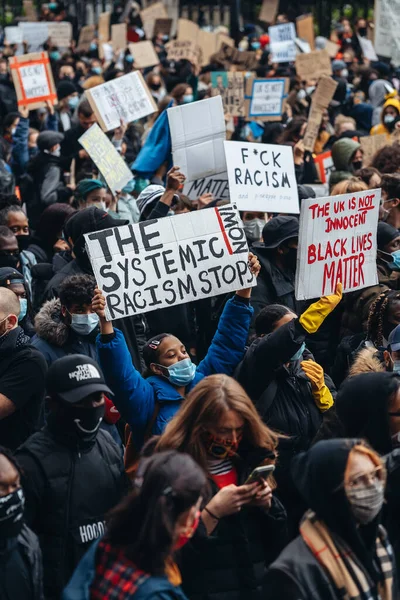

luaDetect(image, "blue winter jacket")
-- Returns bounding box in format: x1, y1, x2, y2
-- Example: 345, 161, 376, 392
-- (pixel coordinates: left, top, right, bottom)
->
62, 537, 188, 600
97, 296, 253, 449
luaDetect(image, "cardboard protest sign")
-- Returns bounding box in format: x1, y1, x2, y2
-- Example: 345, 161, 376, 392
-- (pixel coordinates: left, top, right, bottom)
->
210, 72, 245, 117
314, 151, 334, 184
177, 18, 199, 41
296, 14, 315, 49
269, 23, 297, 63
182, 172, 230, 201
224, 141, 299, 213
128, 41, 160, 69
245, 77, 289, 122
295, 49, 332, 80
303, 104, 323, 152
47, 22, 72, 49
312, 75, 338, 109
357, 36, 378, 61
23, 0, 37, 20
79, 124, 132, 194
295, 188, 380, 300
77, 25, 96, 52
211, 43, 258, 71
85, 71, 157, 132
140, 2, 168, 39
168, 96, 226, 182
111, 23, 127, 52
9, 52, 56, 109
154, 18, 173, 36
98, 12, 111, 44
259, 0, 279, 23
166, 40, 202, 65
295, 38, 311, 54
18, 22, 49, 52
360, 134, 388, 166
85, 203, 255, 320
5, 27, 23, 45
324, 39, 340, 58
374, 0, 392, 59
176, 20, 232, 67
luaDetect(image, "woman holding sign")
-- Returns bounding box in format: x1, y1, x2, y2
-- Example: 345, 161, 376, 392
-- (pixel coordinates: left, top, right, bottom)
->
92, 254, 260, 454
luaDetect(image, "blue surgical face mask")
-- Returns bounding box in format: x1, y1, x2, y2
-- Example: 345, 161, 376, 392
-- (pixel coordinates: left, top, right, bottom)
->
159, 357, 196, 386
393, 360, 400, 375
50, 51, 61, 61
125, 54, 134, 63
68, 96, 79, 110
183, 94, 193, 104
18, 298, 27, 322
389, 250, 400, 271
70, 313, 99, 336
92, 66, 102, 75
251, 41, 261, 50
89, 42, 98, 51
290, 342, 306, 362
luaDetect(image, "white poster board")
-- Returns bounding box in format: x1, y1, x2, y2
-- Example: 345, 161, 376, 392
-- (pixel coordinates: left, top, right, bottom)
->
85, 71, 157, 132
182, 172, 230, 200
85, 203, 255, 320
47, 22, 72, 49
18, 22, 49, 51
19, 62, 49, 99
167, 96, 226, 182
269, 23, 297, 62
357, 36, 378, 61
374, 0, 400, 65
248, 79, 286, 118
224, 141, 299, 214
295, 188, 380, 300
5, 27, 23, 45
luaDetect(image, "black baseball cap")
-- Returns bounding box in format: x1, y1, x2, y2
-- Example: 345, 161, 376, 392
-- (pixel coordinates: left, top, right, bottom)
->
262, 216, 299, 249
64, 206, 128, 244
46, 354, 113, 404
0, 267, 24, 286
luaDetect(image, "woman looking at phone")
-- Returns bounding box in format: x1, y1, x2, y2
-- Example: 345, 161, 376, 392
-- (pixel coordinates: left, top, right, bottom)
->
155, 374, 287, 600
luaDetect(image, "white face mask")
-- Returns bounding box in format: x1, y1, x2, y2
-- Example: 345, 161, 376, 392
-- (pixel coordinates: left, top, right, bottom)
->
341, 68, 349, 78
242, 218, 265, 242
384, 114, 395, 124
51, 146, 61, 157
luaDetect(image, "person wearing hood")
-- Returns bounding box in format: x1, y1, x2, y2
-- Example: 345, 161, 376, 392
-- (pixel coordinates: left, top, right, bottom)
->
16, 354, 126, 600
55, 79, 79, 133
0, 287, 47, 450
329, 138, 363, 191
0, 222, 37, 296
73, 178, 107, 211
370, 97, 400, 138
369, 79, 396, 127
336, 372, 400, 570
350, 90, 373, 134
331, 59, 348, 107
376, 221, 400, 289
263, 438, 397, 599
241, 211, 268, 245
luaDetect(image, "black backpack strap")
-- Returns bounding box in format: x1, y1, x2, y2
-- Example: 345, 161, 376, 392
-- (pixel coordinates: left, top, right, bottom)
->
255, 380, 278, 421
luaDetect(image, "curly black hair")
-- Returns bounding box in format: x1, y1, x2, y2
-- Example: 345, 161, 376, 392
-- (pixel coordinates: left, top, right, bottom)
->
371, 143, 400, 175
58, 274, 97, 309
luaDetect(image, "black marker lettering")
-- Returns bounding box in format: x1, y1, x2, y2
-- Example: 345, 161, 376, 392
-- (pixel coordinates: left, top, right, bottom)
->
99, 264, 120, 293
88, 229, 114, 262
139, 220, 162, 251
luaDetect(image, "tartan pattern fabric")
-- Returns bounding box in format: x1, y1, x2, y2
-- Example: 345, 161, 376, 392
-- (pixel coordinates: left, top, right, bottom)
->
300, 510, 394, 600
90, 539, 150, 599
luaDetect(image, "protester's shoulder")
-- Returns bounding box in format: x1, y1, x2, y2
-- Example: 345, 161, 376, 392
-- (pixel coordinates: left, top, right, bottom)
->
135, 576, 188, 600
14, 343, 47, 371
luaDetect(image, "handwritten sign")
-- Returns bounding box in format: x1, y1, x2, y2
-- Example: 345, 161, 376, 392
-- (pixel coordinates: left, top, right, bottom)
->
79, 124, 133, 194
128, 41, 160, 69
166, 40, 202, 65
295, 49, 332, 80
9, 51, 56, 109
77, 25, 96, 52
18, 22, 49, 52
357, 36, 378, 62
47, 22, 72, 49
85, 204, 255, 320
314, 151, 334, 184
154, 18, 173, 36
140, 2, 168, 39
182, 172, 230, 200
211, 72, 245, 117
5, 27, 23, 45
269, 23, 297, 63
111, 23, 127, 52
85, 71, 157, 132
224, 141, 299, 213
360, 134, 388, 166
245, 77, 289, 122
295, 188, 380, 300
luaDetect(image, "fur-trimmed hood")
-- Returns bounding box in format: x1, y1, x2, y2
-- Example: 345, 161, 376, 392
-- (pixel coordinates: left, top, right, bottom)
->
348, 346, 385, 378
34, 298, 69, 347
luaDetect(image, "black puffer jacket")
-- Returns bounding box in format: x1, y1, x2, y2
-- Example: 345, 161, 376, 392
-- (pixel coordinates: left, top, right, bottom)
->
16, 426, 126, 600
179, 454, 287, 600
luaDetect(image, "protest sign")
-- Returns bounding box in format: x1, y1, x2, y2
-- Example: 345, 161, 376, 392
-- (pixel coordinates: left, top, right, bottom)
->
211, 43, 258, 71
85, 203, 255, 320
296, 14, 315, 49
295, 188, 380, 300
314, 151, 334, 184
128, 41, 160, 69
77, 25, 96, 52
303, 105, 323, 152
168, 96, 226, 182
86, 71, 157, 132
79, 124, 132, 194
324, 39, 340, 58
312, 75, 338, 109
47, 22, 72, 49
111, 23, 127, 52
224, 141, 299, 213
374, 0, 400, 65
269, 23, 297, 63
166, 40, 202, 65
176, 20, 232, 66
23, 0, 37, 20
357, 36, 378, 61
9, 52, 56, 109
177, 18, 199, 41
140, 2, 168, 39
259, 0, 279, 23
98, 12, 111, 44
5, 27, 23, 45
210, 72, 245, 117
360, 134, 388, 166
295, 38, 311, 54
18, 22, 49, 52
295, 49, 332, 80
154, 18, 173, 36
182, 172, 230, 201
245, 77, 289, 122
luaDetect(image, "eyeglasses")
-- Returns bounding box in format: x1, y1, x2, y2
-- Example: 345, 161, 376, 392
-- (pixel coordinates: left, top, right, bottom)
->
347, 466, 383, 489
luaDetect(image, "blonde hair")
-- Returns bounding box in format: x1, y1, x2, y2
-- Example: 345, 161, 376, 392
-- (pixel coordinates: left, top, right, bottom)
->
345, 443, 386, 484
334, 114, 356, 136
156, 374, 278, 472
331, 178, 368, 196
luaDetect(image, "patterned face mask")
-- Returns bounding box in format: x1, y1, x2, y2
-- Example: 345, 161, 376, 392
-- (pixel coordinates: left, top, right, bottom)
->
205, 432, 243, 459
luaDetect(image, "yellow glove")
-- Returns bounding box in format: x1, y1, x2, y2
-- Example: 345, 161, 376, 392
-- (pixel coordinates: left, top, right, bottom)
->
301, 360, 334, 412
299, 282, 343, 334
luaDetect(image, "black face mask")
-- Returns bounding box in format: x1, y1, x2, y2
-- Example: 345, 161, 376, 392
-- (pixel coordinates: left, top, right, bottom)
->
358, 27, 367, 37
284, 247, 297, 271
49, 402, 105, 448
352, 161, 363, 172
0, 254, 19, 270
0, 489, 24, 540
16, 235, 31, 252
150, 82, 162, 91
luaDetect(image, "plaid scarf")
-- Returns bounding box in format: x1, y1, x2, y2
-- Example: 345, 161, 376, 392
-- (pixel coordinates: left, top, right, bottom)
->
90, 540, 150, 599
300, 510, 394, 600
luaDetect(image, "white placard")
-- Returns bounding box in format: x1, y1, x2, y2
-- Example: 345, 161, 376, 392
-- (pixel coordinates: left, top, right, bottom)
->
182, 172, 230, 200
85, 203, 255, 320
249, 79, 286, 118
295, 38, 311, 53
167, 96, 227, 183
374, 0, 400, 65
224, 141, 299, 214
18, 22, 49, 51
269, 23, 297, 62
85, 71, 157, 132
295, 188, 380, 300
47, 22, 72, 49
19, 63, 50, 99
357, 36, 378, 61
5, 27, 23, 45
